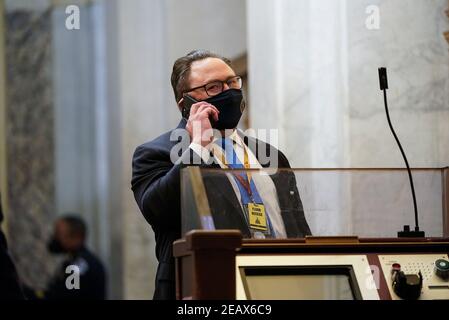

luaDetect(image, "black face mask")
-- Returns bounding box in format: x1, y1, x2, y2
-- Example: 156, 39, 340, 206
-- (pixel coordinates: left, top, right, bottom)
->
47, 236, 66, 254
206, 88, 245, 130
184, 89, 245, 130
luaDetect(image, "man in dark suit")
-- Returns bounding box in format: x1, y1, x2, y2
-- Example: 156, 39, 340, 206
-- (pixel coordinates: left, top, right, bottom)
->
131, 50, 311, 300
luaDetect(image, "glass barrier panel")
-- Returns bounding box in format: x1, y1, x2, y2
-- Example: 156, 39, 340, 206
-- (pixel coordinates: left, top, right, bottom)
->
181, 167, 447, 239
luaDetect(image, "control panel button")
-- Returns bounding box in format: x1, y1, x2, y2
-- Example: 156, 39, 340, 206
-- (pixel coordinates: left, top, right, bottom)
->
434, 259, 449, 280
391, 264, 423, 300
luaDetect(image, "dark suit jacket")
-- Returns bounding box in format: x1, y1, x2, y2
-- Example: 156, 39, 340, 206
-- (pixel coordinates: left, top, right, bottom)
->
0, 194, 25, 300
131, 119, 311, 300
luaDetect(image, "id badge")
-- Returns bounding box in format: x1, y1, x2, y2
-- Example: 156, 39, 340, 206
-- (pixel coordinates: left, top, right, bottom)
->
247, 203, 268, 231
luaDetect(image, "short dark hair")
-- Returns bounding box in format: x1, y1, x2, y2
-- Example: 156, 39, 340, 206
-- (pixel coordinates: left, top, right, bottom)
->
170, 49, 232, 103
60, 214, 87, 240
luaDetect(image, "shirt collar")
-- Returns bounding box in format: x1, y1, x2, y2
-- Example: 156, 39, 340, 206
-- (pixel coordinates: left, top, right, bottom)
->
211, 129, 246, 149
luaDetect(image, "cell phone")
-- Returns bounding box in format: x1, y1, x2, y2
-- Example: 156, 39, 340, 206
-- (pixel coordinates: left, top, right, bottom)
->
182, 94, 198, 119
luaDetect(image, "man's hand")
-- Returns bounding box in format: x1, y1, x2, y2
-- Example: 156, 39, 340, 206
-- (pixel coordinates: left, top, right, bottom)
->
185, 102, 219, 147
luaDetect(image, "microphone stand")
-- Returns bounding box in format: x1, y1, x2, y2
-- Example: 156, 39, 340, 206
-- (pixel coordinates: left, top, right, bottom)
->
378, 67, 425, 237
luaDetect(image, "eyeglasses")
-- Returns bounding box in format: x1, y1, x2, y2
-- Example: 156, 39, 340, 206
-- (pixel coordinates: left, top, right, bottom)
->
184, 76, 242, 97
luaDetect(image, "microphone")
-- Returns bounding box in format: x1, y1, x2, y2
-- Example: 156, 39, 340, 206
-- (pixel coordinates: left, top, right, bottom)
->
378, 67, 425, 237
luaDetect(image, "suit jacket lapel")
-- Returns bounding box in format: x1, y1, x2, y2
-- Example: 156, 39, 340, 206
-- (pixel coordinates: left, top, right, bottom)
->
174, 123, 287, 237
174, 122, 242, 222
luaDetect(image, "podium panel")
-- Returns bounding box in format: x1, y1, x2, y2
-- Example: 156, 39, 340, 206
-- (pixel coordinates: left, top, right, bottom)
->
174, 231, 449, 300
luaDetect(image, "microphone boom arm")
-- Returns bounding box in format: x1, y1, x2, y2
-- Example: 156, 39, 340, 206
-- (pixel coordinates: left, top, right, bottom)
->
378, 67, 425, 238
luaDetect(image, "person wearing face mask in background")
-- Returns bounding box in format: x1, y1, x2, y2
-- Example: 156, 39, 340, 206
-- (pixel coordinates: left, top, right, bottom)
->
24, 215, 106, 300
131, 50, 311, 300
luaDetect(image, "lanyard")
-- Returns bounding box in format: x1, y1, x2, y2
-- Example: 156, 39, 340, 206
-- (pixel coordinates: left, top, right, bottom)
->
213, 138, 272, 235
214, 140, 254, 200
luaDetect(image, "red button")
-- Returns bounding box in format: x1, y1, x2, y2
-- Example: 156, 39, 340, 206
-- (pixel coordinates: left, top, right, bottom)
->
392, 263, 401, 271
